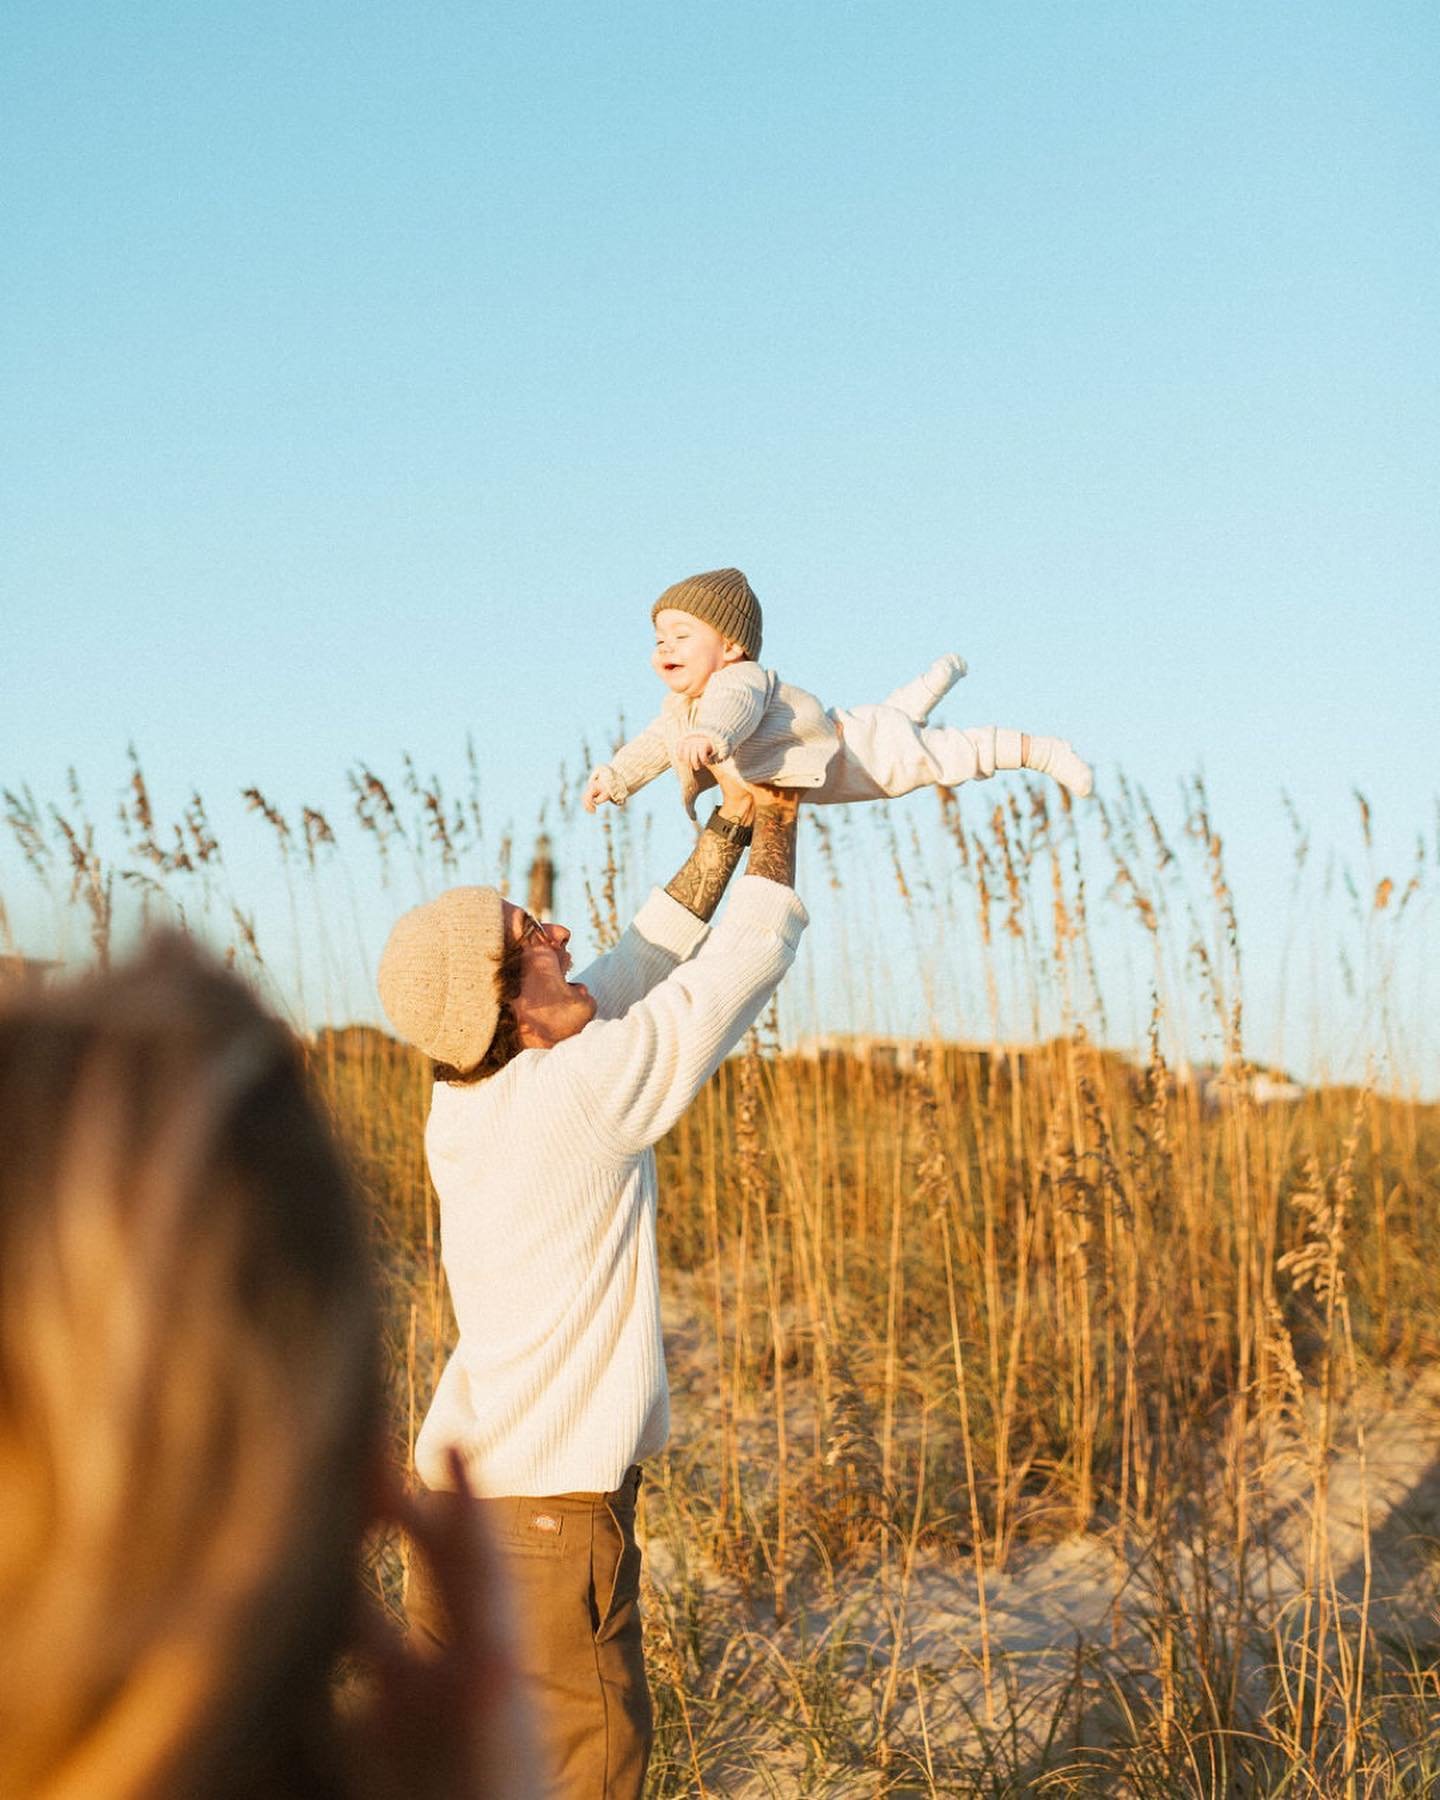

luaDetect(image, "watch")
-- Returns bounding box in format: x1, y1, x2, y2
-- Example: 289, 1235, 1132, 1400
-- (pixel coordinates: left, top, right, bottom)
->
705, 808, 753, 847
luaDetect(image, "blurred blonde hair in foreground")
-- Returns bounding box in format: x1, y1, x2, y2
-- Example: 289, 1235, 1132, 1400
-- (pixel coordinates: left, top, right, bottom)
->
0, 938, 381, 1799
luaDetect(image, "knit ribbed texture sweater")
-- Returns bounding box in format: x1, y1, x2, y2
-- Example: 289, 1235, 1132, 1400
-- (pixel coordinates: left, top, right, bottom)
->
414, 874, 808, 1497
597, 663, 838, 817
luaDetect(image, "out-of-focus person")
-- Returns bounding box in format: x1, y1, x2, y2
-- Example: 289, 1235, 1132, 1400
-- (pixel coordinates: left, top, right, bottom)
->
0, 937, 536, 1799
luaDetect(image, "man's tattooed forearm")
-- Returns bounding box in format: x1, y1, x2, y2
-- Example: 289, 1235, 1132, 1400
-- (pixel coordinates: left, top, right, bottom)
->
746, 807, 798, 888
665, 827, 746, 920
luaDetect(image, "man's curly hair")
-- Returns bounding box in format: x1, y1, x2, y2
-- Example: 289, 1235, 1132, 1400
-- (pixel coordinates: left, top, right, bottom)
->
432, 935, 528, 1084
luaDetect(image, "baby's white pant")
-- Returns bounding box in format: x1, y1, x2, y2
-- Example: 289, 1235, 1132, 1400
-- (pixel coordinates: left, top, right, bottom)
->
814, 706, 1020, 804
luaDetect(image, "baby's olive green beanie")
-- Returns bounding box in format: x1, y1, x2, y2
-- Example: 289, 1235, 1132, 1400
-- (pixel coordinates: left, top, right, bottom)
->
651, 568, 763, 659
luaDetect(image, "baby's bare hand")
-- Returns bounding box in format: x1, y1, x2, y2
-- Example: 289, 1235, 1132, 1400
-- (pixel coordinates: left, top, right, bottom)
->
582, 771, 610, 814
677, 733, 717, 771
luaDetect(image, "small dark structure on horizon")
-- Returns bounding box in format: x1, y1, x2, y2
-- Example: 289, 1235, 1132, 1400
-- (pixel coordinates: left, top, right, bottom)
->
527, 831, 556, 923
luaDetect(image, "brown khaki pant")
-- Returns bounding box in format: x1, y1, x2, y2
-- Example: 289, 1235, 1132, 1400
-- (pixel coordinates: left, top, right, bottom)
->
406, 1466, 652, 1800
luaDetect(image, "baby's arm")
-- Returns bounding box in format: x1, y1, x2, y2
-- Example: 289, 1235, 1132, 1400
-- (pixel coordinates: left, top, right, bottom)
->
676, 665, 772, 770
585, 716, 670, 812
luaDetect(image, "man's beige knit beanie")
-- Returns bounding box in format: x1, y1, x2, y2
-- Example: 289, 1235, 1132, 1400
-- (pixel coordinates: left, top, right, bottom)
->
377, 886, 506, 1069
652, 568, 763, 659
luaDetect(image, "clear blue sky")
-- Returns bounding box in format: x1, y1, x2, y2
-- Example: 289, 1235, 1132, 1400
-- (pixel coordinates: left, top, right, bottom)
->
3, 2, 1436, 1083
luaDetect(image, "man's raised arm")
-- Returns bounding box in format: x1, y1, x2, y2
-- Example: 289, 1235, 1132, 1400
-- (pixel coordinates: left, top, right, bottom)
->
576, 775, 757, 1018
740, 787, 799, 890
664, 790, 755, 919
666, 778, 799, 917
559, 788, 807, 1157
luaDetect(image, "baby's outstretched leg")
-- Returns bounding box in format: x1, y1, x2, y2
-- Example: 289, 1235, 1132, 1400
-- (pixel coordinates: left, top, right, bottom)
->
821, 705, 982, 800
881, 653, 967, 724
819, 709, 1092, 802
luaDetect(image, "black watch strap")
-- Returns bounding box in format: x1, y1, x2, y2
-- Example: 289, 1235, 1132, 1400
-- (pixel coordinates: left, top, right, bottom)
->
705, 808, 753, 847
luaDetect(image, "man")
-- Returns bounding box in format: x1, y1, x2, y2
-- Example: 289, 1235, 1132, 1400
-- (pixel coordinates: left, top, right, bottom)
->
376, 769, 803, 1798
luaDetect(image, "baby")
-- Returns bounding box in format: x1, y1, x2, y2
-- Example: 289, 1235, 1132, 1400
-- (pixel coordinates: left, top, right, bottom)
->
583, 568, 1092, 819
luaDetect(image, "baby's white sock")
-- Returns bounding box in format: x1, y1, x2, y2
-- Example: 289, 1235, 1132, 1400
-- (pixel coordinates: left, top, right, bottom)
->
922, 652, 968, 699
992, 730, 1093, 798
882, 652, 968, 724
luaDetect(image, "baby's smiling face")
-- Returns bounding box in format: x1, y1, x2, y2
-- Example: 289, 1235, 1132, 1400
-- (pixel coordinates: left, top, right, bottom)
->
651, 608, 747, 701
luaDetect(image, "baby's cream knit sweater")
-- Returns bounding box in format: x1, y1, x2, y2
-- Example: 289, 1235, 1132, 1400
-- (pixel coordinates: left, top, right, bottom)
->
596, 663, 839, 818
414, 874, 808, 1497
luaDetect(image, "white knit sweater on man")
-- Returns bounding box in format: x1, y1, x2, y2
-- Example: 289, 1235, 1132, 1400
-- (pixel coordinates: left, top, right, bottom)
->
414, 873, 807, 1498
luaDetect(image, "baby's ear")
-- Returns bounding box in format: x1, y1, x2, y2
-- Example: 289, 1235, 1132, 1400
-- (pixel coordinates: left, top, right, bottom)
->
722, 639, 749, 664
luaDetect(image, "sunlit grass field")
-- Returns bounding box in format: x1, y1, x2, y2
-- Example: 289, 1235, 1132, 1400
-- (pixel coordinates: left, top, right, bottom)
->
6, 754, 1440, 1795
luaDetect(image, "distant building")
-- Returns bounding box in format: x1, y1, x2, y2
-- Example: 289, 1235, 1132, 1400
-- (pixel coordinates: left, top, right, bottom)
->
791, 1031, 923, 1072
1180, 1062, 1305, 1110
789, 1031, 1042, 1073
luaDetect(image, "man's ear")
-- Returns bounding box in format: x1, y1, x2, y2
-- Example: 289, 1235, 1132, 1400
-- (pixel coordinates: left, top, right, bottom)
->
722, 639, 749, 664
